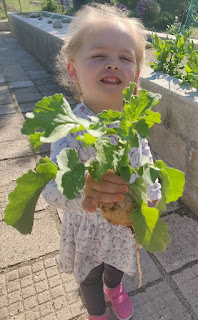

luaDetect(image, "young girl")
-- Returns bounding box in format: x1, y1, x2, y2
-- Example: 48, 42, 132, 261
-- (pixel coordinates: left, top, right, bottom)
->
42, 3, 161, 320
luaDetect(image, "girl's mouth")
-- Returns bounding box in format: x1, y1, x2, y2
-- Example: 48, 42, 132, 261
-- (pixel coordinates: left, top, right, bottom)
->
100, 77, 121, 84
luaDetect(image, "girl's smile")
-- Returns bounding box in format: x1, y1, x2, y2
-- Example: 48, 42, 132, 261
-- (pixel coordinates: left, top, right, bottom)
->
67, 23, 139, 114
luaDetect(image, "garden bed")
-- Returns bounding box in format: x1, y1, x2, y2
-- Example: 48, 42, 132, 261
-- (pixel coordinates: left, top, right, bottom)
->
7, 11, 198, 217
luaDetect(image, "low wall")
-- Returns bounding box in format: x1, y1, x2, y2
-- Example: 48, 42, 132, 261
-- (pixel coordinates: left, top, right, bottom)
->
140, 68, 198, 216
7, 12, 198, 216
7, 12, 71, 72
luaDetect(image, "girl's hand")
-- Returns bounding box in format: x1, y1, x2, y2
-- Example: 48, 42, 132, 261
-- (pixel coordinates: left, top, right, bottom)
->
82, 170, 128, 212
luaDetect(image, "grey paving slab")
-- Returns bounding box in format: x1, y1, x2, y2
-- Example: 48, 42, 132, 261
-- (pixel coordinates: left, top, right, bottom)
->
13, 87, 39, 96
0, 208, 60, 268
27, 70, 52, 80
0, 104, 16, 115
0, 256, 87, 320
0, 93, 13, 105
0, 156, 36, 187
122, 249, 162, 292
172, 265, 198, 316
5, 75, 31, 83
9, 80, 34, 89
18, 101, 38, 113
155, 213, 198, 272
14, 92, 43, 104
0, 113, 25, 143
0, 75, 6, 84
21, 60, 43, 71
0, 139, 32, 160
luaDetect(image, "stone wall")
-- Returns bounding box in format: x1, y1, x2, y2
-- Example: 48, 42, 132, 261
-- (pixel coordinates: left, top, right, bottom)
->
140, 67, 198, 216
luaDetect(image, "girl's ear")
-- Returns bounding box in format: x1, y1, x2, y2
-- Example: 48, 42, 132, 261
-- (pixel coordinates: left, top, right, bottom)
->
67, 61, 78, 83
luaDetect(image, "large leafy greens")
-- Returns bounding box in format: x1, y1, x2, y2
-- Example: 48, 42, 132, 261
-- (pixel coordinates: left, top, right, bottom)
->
4, 83, 185, 252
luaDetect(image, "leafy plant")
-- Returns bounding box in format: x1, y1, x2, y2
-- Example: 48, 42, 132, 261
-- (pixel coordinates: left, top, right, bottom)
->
135, 0, 160, 22
41, 0, 57, 12
4, 84, 185, 253
150, 31, 198, 89
166, 16, 182, 35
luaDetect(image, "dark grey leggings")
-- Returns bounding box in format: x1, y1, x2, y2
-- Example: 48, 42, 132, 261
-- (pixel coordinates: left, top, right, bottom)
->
80, 263, 124, 316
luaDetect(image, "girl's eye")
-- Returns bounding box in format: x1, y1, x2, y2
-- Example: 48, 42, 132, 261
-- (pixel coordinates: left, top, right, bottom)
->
92, 55, 105, 58
120, 57, 131, 61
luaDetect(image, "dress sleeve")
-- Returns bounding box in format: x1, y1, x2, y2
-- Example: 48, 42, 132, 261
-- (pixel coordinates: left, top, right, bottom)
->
141, 138, 161, 201
41, 135, 84, 210
129, 138, 161, 202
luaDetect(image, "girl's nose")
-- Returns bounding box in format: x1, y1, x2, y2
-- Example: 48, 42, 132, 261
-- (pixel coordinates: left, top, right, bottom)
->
105, 61, 119, 70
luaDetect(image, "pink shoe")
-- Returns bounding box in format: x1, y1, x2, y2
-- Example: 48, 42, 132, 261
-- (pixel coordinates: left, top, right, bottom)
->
89, 313, 108, 320
104, 283, 133, 320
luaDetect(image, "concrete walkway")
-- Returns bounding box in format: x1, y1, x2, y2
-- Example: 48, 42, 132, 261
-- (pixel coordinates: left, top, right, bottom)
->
0, 31, 198, 320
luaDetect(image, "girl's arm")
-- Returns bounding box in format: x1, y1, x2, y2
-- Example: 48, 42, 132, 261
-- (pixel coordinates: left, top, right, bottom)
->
42, 135, 83, 210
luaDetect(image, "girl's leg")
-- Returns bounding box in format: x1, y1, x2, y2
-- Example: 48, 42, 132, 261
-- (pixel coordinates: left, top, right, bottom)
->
103, 263, 124, 288
80, 263, 106, 316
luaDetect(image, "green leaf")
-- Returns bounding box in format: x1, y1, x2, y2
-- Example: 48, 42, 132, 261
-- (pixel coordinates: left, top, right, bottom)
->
76, 133, 96, 145
131, 203, 170, 252
55, 148, 85, 199
119, 165, 133, 183
155, 160, 185, 203
133, 119, 149, 138
21, 94, 90, 149
143, 165, 160, 186
4, 157, 57, 234
123, 83, 136, 102
129, 177, 150, 203
88, 139, 115, 181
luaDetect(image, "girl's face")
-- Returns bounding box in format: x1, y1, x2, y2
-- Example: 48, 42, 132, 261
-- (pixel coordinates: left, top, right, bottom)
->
67, 23, 139, 113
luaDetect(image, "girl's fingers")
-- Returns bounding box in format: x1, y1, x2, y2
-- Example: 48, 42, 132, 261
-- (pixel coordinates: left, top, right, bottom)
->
84, 190, 124, 203
82, 197, 98, 212
84, 179, 128, 195
102, 170, 127, 185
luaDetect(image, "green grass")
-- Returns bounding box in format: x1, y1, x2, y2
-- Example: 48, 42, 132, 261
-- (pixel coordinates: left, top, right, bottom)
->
0, 0, 42, 19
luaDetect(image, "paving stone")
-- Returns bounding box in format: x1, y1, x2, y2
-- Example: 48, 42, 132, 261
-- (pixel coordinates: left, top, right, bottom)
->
122, 249, 162, 292
9, 80, 35, 89
172, 266, 198, 315
0, 103, 16, 115
44, 257, 57, 269
154, 214, 198, 272
0, 93, 13, 105
18, 101, 38, 113
0, 139, 32, 160
14, 92, 43, 104
27, 70, 52, 80
0, 75, 6, 83
0, 113, 25, 143
0, 157, 36, 187
0, 209, 60, 268
13, 86, 39, 96
6, 75, 31, 82
56, 307, 73, 320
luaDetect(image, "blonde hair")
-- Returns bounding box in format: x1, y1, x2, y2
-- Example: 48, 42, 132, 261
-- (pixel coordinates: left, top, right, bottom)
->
56, 3, 146, 101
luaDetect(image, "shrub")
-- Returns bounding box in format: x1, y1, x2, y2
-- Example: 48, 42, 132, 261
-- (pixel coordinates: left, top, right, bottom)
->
41, 0, 57, 12
135, 0, 160, 23
154, 11, 175, 31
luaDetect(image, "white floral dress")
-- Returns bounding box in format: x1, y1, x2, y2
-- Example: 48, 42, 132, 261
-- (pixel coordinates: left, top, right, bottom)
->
42, 102, 161, 284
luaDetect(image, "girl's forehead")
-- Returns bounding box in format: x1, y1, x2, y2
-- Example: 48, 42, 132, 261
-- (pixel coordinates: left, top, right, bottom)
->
82, 22, 136, 50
